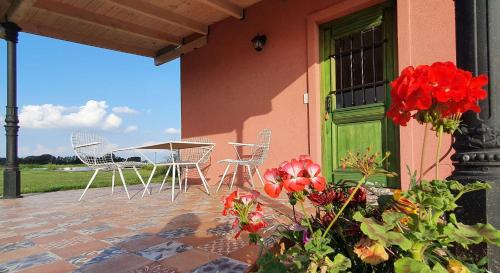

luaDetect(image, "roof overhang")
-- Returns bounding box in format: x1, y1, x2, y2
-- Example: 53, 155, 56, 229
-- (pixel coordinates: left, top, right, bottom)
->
0, 0, 261, 65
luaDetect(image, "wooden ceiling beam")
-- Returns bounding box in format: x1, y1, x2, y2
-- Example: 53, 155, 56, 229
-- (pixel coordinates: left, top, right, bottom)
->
33, 0, 181, 45
23, 22, 154, 57
196, 0, 243, 19
4, 0, 36, 23
106, 0, 208, 35
155, 36, 207, 66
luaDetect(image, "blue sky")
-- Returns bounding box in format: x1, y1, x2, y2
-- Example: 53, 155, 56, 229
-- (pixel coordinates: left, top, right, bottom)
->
0, 33, 181, 157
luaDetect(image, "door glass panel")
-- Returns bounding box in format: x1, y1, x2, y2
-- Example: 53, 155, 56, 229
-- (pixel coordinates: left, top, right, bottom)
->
334, 26, 384, 109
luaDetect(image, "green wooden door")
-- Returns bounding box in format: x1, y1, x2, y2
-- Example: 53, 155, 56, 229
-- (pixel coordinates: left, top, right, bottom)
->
320, 3, 399, 187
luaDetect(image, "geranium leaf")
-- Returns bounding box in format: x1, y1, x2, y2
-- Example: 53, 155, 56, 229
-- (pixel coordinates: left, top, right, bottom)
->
256, 252, 287, 273
354, 212, 412, 250
394, 258, 432, 273
328, 254, 352, 273
431, 263, 448, 273
461, 181, 491, 192
443, 222, 500, 247
382, 211, 406, 225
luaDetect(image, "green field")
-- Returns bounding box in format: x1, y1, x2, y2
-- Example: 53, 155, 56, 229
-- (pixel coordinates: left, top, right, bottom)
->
0, 164, 171, 195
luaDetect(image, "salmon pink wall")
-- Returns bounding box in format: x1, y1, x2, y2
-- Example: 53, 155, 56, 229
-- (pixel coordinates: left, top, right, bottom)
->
181, 0, 456, 189
396, 0, 456, 188
181, 0, 337, 187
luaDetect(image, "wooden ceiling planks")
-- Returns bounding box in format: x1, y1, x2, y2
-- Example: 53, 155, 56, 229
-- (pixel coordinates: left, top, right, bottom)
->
22, 19, 155, 56
33, 0, 182, 45
0, 0, 262, 64
23, 7, 161, 56
106, 0, 208, 35
196, 0, 243, 19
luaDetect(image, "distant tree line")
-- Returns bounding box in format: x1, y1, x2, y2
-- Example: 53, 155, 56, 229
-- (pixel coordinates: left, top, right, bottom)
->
0, 154, 141, 165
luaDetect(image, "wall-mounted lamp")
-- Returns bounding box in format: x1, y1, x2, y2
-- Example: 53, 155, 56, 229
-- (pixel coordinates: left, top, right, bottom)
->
251, 34, 267, 51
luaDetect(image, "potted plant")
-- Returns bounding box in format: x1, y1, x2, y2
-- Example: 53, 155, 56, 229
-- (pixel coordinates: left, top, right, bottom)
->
222, 62, 500, 273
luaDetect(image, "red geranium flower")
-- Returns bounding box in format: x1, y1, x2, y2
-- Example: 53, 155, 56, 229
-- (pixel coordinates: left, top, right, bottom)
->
387, 61, 488, 127
222, 190, 238, 215
264, 182, 282, 198
222, 190, 268, 239
263, 168, 284, 198
305, 163, 326, 192
282, 159, 311, 192
240, 190, 260, 205
237, 209, 268, 238
298, 155, 313, 167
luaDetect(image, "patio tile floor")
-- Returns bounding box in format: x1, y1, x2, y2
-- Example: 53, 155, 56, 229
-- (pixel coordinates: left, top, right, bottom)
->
0, 183, 292, 272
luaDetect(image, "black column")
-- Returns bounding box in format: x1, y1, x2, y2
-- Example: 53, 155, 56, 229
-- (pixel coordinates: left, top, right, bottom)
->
1, 22, 21, 199
451, 0, 500, 271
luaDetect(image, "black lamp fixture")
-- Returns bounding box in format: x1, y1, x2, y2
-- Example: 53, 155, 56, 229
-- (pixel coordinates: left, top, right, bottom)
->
251, 33, 267, 51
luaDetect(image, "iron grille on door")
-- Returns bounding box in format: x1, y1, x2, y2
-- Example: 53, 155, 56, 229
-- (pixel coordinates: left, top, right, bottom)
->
331, 26, 386, 108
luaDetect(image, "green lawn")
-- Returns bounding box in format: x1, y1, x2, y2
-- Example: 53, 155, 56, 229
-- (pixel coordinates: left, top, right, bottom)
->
0, 164, 171, 195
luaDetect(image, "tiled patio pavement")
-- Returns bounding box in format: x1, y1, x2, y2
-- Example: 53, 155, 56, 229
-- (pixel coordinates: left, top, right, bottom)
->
0, 183, 292, 273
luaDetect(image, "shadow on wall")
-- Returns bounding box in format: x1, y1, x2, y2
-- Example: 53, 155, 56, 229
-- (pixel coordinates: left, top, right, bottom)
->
180, 0, 338, 186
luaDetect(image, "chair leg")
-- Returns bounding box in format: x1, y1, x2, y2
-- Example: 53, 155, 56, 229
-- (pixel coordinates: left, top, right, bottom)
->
184, 167, 189, 193
171, 164, 177, 202
142, 165, 157, 198
79, 169, 100, 201
111, 169, 115, 195
246, 165, 255, 189
196, 163, 210, 194
177, 165, 182, 192
159, 166, 172, 193
255, 167, 264, 185
230, 164, 238, 190
117, 168, 130, 200
216, 164, 231, 193
133, 166, 150, 194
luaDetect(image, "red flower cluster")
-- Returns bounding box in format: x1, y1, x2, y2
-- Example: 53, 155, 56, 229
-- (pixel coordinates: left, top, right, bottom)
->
349, 186, 367, 204
263, 155, 326, 198
222, 190, 268, 238
387, 61, 488, 126
307, 186, 366, 207
307, 189, 344, 206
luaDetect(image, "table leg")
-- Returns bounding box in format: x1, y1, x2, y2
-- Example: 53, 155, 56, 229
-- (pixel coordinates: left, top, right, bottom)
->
134, 166, 151, 194
142, 165, 157, 198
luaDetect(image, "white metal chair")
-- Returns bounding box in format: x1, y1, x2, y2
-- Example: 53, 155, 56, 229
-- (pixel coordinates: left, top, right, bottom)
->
71, 131, 149, 201
158, 137, 215, 201
216, 129, 272, 192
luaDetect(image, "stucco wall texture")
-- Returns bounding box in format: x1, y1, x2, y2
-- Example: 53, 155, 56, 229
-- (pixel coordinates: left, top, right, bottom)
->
181, 0, 456, 190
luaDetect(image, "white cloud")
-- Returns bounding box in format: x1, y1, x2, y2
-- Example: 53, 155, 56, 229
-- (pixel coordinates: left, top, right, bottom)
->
103, 113, 122, 129
112, 106, 139, 115
164, 127, 181, 134
124, 125, 138, 133
19, 100, 127, 131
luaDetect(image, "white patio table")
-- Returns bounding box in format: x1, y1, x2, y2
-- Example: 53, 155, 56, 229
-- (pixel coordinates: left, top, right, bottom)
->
116, 141, 215, 200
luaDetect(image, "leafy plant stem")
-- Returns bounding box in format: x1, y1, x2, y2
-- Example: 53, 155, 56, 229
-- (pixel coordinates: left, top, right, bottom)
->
299, 200, 313, 233
322, 176, 367, 240
410, 242, 427, 262
435, 125, 443, 180
292, 205, 297, 222
419, 123, 429, 183
258, 239, 264, 258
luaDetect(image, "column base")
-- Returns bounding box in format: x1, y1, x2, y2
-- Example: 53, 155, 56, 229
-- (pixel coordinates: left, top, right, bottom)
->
3, 168, 20, 198
450, 174, 500, 272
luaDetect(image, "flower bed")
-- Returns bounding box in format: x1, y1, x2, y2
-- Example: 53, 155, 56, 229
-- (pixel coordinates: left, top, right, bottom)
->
223, 62, 500, 273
